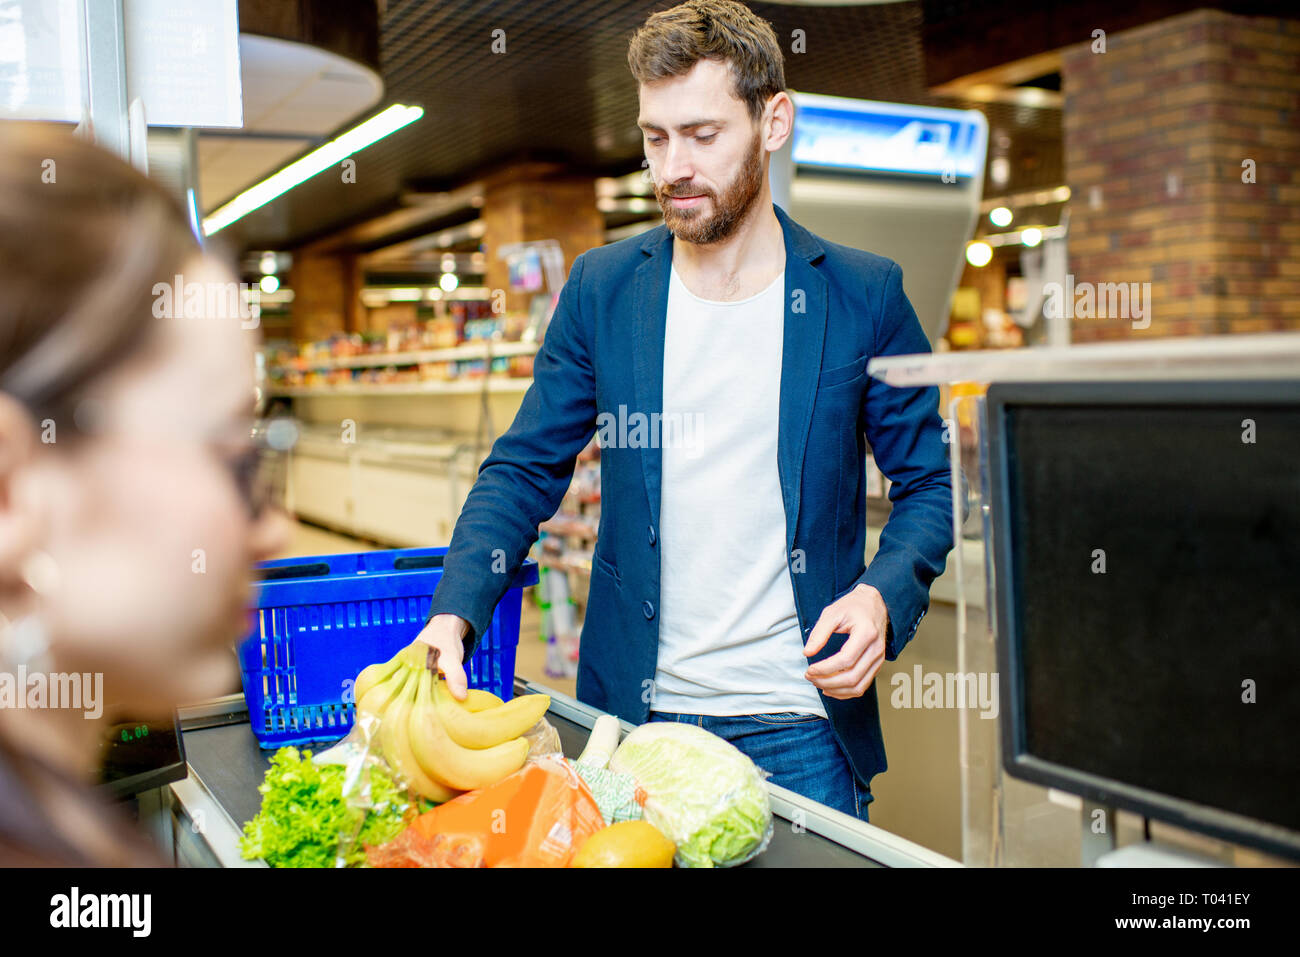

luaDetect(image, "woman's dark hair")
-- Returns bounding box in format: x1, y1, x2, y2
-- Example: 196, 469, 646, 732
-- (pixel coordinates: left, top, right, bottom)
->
0, 123, 202, 438
627, 0, 787, 126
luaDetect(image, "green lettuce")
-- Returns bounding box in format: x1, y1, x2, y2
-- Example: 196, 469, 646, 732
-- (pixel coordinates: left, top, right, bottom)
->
609, 723, 773, 868
239, 746, 409, 868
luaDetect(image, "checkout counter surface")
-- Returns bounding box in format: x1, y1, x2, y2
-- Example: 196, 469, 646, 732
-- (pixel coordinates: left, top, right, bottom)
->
172, 681, 959, 869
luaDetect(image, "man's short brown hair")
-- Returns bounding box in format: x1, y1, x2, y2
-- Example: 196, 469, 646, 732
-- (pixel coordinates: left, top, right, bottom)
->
627, 0, 786, 126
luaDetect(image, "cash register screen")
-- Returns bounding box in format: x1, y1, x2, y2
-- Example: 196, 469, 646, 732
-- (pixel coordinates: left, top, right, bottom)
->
99, 713, 186, 798
989, 381, 1300, 853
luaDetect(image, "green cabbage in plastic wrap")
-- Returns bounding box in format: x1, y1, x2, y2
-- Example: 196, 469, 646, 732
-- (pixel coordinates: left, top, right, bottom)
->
609, 723, 773, 868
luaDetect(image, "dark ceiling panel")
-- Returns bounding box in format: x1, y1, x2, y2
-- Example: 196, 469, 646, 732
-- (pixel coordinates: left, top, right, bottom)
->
238, 0, 382, 67
219, 0, 1063, 252
922, 0, 1299, 87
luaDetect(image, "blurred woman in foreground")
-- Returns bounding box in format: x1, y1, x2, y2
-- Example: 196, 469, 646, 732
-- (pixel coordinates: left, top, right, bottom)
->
0, 126, 286, 865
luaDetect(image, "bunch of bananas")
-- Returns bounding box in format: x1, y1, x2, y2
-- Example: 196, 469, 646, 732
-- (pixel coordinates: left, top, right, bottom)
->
350, 642, 551, 802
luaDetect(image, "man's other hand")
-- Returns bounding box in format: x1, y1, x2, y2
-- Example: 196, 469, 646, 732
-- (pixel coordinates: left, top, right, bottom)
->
415, 613, 471, 701
803, 584, 890, 700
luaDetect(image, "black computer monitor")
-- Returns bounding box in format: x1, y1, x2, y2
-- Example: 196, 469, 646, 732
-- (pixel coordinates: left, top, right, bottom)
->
987, 379, 1300, 860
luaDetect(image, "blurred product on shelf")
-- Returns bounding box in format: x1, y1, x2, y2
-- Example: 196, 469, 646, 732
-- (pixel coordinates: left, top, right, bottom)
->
538, 563, 579, 680
532, 435, 601, 679
463, 316, 504, 340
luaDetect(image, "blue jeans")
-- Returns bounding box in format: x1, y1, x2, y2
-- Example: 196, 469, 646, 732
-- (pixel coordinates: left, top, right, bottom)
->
648, 711, 873, 822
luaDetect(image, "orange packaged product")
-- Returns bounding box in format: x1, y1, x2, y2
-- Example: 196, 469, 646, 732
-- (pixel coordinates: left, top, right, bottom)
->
369, 756, 605, 868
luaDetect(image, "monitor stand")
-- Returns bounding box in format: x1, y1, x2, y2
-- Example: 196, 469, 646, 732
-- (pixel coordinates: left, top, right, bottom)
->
1080, 800, 1116, 866
1082, 800, 1226, 867
1095, 843, 1225, 867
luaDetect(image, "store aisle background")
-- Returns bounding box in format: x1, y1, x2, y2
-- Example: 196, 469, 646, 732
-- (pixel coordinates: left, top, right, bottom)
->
269, 521, 578, 701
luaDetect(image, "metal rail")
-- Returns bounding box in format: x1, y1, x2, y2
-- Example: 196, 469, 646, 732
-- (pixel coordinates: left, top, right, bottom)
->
170, 766, 265, 868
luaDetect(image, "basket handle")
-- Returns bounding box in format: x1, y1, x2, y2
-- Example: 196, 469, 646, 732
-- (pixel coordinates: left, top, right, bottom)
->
256, 561, 333, 581
392, 555, 446, 571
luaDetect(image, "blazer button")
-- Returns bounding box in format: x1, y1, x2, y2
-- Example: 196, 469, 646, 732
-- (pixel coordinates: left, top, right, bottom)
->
647, 525, 656, 546
642, 600, 655, 620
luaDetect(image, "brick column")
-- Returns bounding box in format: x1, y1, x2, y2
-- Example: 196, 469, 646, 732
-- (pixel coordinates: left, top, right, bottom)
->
481, 164, 605, 314
287, 247, 363, 342
1060, 9, 1300, 340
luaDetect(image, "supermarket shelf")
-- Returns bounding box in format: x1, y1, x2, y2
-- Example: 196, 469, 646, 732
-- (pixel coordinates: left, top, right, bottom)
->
274, 339, 538, 372
269, 377, 533, 398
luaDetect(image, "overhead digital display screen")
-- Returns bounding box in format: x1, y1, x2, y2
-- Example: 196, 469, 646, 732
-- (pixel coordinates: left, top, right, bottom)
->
790, 92, 987, 180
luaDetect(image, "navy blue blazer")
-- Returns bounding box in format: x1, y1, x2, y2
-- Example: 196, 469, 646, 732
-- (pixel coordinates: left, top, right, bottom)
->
428, 202, 954, 785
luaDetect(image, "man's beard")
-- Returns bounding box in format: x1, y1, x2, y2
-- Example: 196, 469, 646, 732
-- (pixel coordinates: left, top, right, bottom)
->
656, 129, 765, 245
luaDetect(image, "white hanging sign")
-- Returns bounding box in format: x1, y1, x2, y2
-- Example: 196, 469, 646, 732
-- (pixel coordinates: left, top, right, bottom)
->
0, 0, 242, 128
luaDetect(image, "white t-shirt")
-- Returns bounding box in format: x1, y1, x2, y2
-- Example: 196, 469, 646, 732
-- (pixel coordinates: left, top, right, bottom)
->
649, 256, 828, 718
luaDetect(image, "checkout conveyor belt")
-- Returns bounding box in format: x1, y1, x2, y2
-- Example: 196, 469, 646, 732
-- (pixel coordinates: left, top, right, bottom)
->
170, 681, 959, 869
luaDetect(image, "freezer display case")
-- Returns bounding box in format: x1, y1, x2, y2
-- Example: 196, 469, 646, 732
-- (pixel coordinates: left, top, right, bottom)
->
286, 424, 480, 546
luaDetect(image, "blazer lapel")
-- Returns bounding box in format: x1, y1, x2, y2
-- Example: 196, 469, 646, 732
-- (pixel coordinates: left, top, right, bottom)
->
774, 203, 828, 543
631, 224, 672, 530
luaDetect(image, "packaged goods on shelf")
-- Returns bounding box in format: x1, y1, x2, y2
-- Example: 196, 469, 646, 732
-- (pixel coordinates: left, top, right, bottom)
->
427, 316, 459, 348
418, 360, 455, 382
462, 316, 504, 340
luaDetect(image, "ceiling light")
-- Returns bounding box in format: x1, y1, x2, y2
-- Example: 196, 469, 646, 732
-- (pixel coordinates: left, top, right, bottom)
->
259, 252, 278, 275
439, 272, 459, 292
202, 104, 425, 236
989, 207, 1013, 227
259, 274, 280, 294
966, 242, 993, 268
1021, 227, 1043, 247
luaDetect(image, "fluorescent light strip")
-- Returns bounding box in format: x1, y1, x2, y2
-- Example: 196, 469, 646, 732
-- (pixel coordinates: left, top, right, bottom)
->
202, 104, 424, 236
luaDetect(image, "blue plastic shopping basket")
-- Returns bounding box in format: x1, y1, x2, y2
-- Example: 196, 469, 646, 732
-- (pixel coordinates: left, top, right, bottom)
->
237, 547, 538, 749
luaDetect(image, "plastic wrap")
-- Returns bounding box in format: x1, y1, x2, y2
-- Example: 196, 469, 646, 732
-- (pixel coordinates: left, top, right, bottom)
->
369, 755, 605, 867
239, 733, 411, 868
572, 763, 643, 826
365, 828, 487, 867
521, 716, 563, 759
609, 723, 773, 868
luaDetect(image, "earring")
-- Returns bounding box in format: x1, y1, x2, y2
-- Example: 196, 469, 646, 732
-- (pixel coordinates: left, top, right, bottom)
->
18, 549, 60, 598
1, 614, 52, 675
1, 549, 60, 675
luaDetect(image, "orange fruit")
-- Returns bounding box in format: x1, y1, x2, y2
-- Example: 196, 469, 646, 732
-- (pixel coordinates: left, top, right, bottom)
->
571, 820, 675, 868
